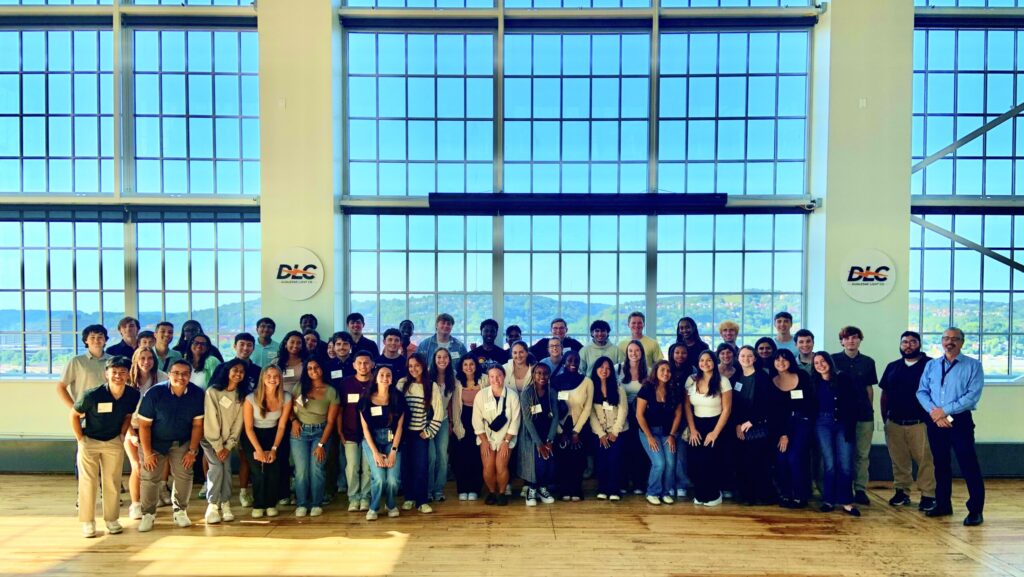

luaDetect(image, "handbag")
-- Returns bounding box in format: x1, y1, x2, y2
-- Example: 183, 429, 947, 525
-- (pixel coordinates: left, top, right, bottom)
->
488, 391, 508, 432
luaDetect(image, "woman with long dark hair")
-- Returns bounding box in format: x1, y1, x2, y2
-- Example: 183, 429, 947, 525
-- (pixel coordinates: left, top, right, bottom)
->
812, 351, 860, 516
589, 356, 628, 501
173, 319, 224, 361
289, 357, 339, 517
186, 333, 220, 390
772, 348, 815, 508
517, 363, 558, 506
550, 350, 593, 502
397, 353, 443, 513
684, 350, 733, 506
451, 356, 484, 500
201, 358, 247, 524
275, 331, 307, 393
666, 342, 692, 498
359, 365, 407, 520
620, 340, 650, 495
754, 337, 778, 373
732, 345, 780, 505
428, 347, 456, 502
636, 360, 682, 505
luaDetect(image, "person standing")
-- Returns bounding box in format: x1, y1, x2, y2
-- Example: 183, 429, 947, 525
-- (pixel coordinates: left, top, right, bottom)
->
718, 321, 739, 349
346, 313, 381, 358
684, 351, 733, 507
529, 317, 585, 361
879, 331, 936, 512
636, 360, 682, 505
339, 351, 374, 512
579, 320, 623, 376
794, 329, 816, 374
243, 365, 293, 518
72, 356, 139, 537
153, 322, 182, 372
399, 319, 418, 357
106, 316, 140, 358
252, 317, 279, 368
732, 346, 779, 506
518, 363, 558, 506
589, 357, 628, 501
418, 313, 468, 364
772, 349, 815, 509
397, 353, 444, 514
472, 319, 510, 369
773, 312, 799, 354
452, 356, 484, 500
619, 340, 650, 496
550, 351, 594, 502
811, 352, 861, 516
201, 359, 247, 524
472, 365, 522, 506
831, 326, 878, 506
289, 358, 339, 517
57, 324, 110, 411
676, 317, 709, 366
917, 327, 986, 526
359, 365, 407, 520
428, 348, 456, 502
376, 328, 410, 383
618, 312, 664, 368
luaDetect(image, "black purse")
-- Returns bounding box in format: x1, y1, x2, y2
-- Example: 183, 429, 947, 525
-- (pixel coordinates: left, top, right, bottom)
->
488, 391, 508, 432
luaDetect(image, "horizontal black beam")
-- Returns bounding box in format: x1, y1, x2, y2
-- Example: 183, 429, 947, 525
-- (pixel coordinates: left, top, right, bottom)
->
659, 14, 816, 29
432, 192, 726, 215
913, 204, 1024, 216
915, 13, 1024, 29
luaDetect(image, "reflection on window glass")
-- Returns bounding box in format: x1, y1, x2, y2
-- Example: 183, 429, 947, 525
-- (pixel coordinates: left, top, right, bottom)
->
655, 213, 804, 350
347, 32, 495, 196
136, 211, 261, 357
910, 214, 1024, 376
0, 210, 124, 376
658, 31, 808, 195
132, 29, 259, 195
913, 28, 1024, 196
349, 215, 493, 343
0, 29, 113, 194
504, 33, 650, 194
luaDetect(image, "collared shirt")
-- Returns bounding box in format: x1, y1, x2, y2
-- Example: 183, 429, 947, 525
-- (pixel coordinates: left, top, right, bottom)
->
251, 339, 279, 368
831, 351, 878, 422
796, 354, 815, 375
137, 382, 205, 454
916, 353, 984, 416
75, 383, 140, 442
153, 348, 183, 373
879, 355, 931, 422
417, 335, 467, 366
61, 351, 111, 404
105, 341, 136, 359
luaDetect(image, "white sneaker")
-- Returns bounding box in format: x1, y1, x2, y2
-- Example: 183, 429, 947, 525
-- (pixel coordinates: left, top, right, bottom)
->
401, 500, 415, 511
693, 498, 704, 506
266, 507, 279, 517
458, 493, 468, 501
596, 493, 608, 500
504, 485, 512, 496
106, 520, 123, 535
418, 503, 433, 514
220, 502, 235, 522
609, 494, 621, 502
310, 507, 323, 517
467, 493, 479, 501
251, 508, 265, 518
538, 488, 555, 505
662, 496, 674, 505
205, 504, 222, 524
646, 495, 661, 505
159, 483, 172, 506
348, 501, 360, 512
277, 498, 290, 507
138, 513, 156, 532
633, 489, 644, 495
387, 507, 400, 518
520, 486, 528, 498
366, 510, 378, 521
295, 507, 308, 517
129, 503, 143, 520
525, 488, 537, 507
173, 509, 192, 528
239, 489, 253, 508
571, 496, 581, 502
82, 522, 96, 538
705, 494, 723, 507
676, 488, 688, 498
359, 500, 369, 511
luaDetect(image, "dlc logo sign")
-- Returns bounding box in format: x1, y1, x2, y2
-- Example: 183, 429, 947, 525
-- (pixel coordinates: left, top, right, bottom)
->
273, 247, 325, 301
841, 249, 896, 304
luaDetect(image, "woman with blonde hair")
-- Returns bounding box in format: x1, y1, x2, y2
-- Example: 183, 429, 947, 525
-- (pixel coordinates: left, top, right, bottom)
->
242, 364, 293, 518
123, 346, 167, 519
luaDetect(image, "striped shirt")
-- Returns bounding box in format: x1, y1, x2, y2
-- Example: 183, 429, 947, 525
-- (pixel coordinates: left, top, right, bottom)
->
397, 379, 444, 438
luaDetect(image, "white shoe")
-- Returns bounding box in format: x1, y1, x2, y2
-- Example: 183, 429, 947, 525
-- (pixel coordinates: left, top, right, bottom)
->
571, 496, 581, 502
401, 500, 415, 511
266, 507, 279, 517
366, 510, 378, 521
525, 488, 537, 507
129, 503, 143, 520
239, 489, 252, 508
106, 520, 123, 535
387, 508, 400, 518
705, 494, 723, 507
295, 507, 308, 517
458, 493, 468, 501
693, 498, 704, 506
310, 507, 323, 517
596, 493, 608, 500
138, 513, 156, 532
633, 489, 644, 495
467, 493, 478, 501
348, 501, 360, 512
609, 494, 621, 502
251, 508, 265, 518
520, 486, 528, 498
504, 485, 512, 496
220, 503, 235, 522
662, 496, 674, 505
359, 500, 369, 511
159, 484, 172, 506
676, 488, 688, 498
277, 498, 290, 507
646, 495, 661, 505
538, 488, 555, 504
722, 490, 733, 500
418, 503, 433, 514
205, 504, 221, 524
173, 509, 192, 528
82, 522, 96, 538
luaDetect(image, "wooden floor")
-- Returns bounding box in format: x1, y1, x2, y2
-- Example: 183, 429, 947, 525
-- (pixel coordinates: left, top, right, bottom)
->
1, 475, 1022, 577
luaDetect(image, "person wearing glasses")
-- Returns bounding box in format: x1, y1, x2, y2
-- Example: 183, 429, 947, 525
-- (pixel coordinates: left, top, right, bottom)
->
185, 334, 221, 391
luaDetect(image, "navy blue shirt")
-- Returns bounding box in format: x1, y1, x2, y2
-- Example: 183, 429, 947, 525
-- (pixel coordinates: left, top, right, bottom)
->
137, 382, 205, 454
75, 384, 141, 442
374, 354, 409, 383
105, 341, 136, 359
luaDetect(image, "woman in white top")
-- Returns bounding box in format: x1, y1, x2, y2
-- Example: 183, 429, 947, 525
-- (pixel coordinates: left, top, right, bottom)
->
619, 339, 650, 495
684, 350, 733, 506
472, 365, 521, 506
503, 341, 533, 395
242, 365, 293, 518
124, 346, 167, 520
589, 356, 628, 501
186, 334, 221, 390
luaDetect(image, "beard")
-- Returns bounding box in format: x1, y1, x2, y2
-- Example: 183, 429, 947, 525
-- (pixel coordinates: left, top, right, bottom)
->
900, 348, 921, 359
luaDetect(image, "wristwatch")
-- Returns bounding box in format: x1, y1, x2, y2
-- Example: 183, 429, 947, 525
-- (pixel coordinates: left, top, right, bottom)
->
189, 447, 199, 456
271, 445, 278, 451
317, 442, 324, 448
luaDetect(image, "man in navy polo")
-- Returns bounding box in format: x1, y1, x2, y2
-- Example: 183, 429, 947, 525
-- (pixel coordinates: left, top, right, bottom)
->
137, 359, 205, 532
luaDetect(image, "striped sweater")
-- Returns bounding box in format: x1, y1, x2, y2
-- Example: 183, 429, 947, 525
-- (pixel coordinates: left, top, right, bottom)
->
397, 378, 444, 438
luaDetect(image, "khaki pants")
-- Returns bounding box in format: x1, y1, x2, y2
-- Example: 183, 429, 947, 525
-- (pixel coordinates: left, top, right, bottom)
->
854, 421, 874, 493
141, 443, 193, 515
885, 420, 935, 497
77, 437, 125, 523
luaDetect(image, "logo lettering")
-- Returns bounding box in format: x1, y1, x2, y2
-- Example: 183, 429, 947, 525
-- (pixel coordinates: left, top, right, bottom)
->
277, 264, 319, 280
847, 266, 889, 283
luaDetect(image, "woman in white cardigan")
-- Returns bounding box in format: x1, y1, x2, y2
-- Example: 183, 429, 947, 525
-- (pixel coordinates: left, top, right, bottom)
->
472, 365, 521, 506
503, 341, 534, 396
589, 356, 629, 501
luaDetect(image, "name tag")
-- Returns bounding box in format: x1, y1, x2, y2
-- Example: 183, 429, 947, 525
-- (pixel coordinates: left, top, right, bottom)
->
557, 391, 570, 401
387, 429, 394, 442
283, 369, 295, 378
218, 396, 234, 409
790, 389, 804, 400
347, 393, 360, 403
97, 402, 113, 414
734, 382, 743, 392
451, 352, 461, 360
295, 396, 305, 407
531, 404, 542, 415
331, 370, 344, 379
602, 402, 613, 411
371, 406, 383, 417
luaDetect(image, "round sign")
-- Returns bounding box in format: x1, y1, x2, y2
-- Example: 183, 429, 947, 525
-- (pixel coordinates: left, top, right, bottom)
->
271, 247, 325, 301
840, 248, 896, 304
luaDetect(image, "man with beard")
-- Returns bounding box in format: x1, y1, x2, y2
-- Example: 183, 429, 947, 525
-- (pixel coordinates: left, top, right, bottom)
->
879, 331, 935, 512
675, 317, 709, 365
579, 320, 623, 375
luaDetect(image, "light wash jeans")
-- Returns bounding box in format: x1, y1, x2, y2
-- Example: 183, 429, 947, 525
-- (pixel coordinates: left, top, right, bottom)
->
428, 419, 451, 500
640, 426, 676, 498
363, 428, 402, 512
290, 423, 328, 509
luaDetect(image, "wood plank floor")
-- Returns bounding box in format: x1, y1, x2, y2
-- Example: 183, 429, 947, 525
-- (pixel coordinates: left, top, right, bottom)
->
1, 474, 1021, 577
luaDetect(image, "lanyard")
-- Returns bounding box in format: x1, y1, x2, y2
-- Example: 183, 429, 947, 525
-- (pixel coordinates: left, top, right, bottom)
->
940, 358, 958, 387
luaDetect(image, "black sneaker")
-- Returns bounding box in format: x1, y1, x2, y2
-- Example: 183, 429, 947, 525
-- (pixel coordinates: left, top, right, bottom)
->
484, 493, 497, 506
926, 506, 953, 518
819, 503, 835, 513
854, 491, 871, 506
496, 493, 509, 506
843, 506, 861, 517
918, 497, 936, 511
888, 490, 911, 507
963, 512, 984, 526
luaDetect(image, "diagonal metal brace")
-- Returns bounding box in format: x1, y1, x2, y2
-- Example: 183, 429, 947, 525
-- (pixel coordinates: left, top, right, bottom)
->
912, 215, 1024, 274
912, 100, 1024, 174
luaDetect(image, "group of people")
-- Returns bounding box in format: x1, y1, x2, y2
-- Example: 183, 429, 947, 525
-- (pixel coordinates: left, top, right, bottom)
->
62, 310, 988, 538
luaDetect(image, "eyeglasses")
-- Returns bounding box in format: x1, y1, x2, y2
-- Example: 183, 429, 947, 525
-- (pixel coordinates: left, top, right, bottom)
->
169, 371, 191, 377
193, 342, 208, 348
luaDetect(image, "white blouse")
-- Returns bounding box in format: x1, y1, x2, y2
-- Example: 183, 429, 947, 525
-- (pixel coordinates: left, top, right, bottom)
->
471, 386, 522, 450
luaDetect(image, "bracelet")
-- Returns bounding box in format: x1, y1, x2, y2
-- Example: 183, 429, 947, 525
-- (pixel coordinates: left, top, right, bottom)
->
317, 442, 324, 448
271, 445, 278, 451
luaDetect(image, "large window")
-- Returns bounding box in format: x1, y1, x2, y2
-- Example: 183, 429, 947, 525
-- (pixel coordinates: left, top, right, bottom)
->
504, 33, 650, 194
0, 30, 114, 195
132, 29, 259, 195
655, 213, 804, 350
136, 211, 261, 356
347, 32, 495, 196
0, 210, 125, 376
658, 31, 809, 196
348, 215, 493, 344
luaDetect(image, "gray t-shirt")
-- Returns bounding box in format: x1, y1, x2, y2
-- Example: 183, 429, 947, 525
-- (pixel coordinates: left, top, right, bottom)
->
246, 391, 292, 429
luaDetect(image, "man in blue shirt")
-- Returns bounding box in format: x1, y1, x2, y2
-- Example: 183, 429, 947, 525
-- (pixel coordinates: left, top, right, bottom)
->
916, 327, 985, 526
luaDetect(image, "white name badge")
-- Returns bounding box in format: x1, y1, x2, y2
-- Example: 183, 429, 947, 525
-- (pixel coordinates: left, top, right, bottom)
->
602, 402, 613, 411
97, 402, 113, 414
283, 369, 295, 378
295, 396, 305, 407
734, 382, 743, 392
387, 429, 394, 442
557, 391, 570, 401
331, 370, 344, 379
451, 352, 461, 360
370, 406, 383, 416
347, 393, 360, 403
531, 404, 543, 415
790, 389, 804, 400
218, 396, 234, 409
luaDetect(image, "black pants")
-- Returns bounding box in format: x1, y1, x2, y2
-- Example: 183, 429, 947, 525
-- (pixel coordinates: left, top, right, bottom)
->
455, 410, 482, 494
621, 426, 650, 492
688, 416, 722, 503
927, 411, 985, 514
277, 430, 291, 500
736, 435, 776, 504
555, 422, 585, 498
243, 428, 282, 510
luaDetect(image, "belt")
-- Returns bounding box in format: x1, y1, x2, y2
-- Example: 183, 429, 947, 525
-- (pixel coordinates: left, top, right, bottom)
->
889, 418, 924, 426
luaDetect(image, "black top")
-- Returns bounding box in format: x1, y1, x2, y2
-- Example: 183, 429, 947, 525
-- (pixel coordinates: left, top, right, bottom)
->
137, 382, 205, 454
325, 357, 355, 393
683, 339, 710, 368
637, 384, 680, 431
471, 345, 510, 368
75, 383, 140, 442
529, 337, 584, 361
772, 370, 815, 435
105, 341, 136, 359
173, 341, 225, 362
731, 370, 783, 439
878, 356, 931, 423
358, 390, 408, 434
813, 371, 859, 441
831, 351, 878, 422
352, 336, 380, 359
374, 354, 409, 384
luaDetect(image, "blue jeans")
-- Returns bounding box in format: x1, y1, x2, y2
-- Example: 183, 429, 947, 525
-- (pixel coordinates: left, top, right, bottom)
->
363, 429, 402, 512
640, 426, 676, 498
776, 415, 812, 503
674, 434, 691, 491
290, 422, 329, 509
816, 417, 855, 506
428, 419, 450, 499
